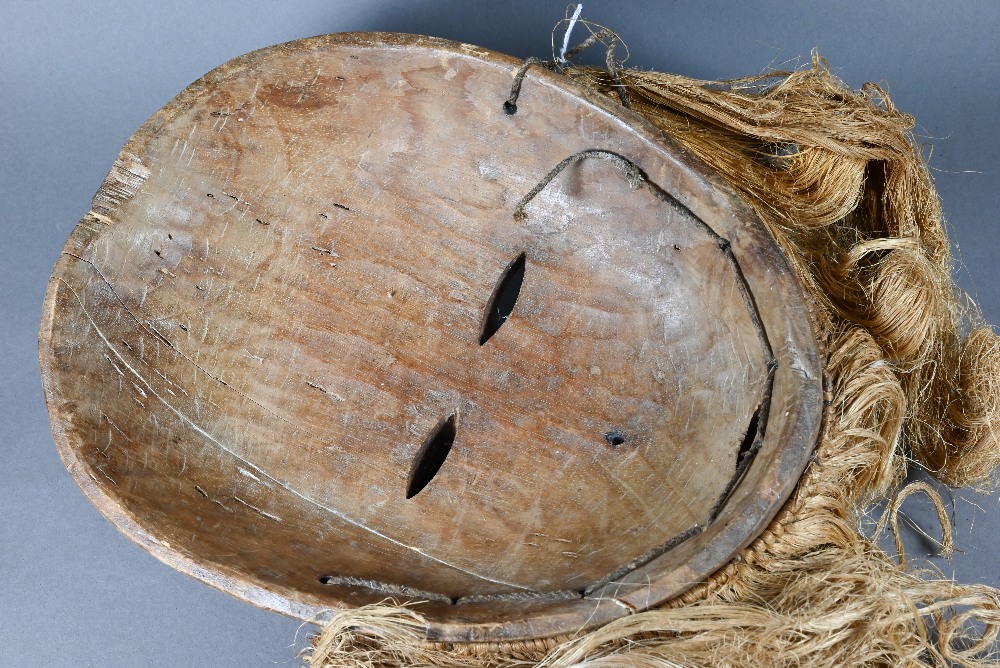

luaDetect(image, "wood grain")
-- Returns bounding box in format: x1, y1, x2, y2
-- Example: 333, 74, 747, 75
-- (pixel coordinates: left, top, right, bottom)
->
39, 33, 822, 641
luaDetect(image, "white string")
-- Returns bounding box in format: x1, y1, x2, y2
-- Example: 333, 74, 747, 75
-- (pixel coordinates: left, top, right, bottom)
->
557, 4, 584, 65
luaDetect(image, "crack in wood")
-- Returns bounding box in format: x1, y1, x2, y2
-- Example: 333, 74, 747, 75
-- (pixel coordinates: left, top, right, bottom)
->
57, 274, 531, 591
61, 252, 330, 443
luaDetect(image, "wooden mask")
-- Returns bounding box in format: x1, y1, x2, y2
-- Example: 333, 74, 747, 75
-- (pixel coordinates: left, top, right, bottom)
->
39, 33, 821, 642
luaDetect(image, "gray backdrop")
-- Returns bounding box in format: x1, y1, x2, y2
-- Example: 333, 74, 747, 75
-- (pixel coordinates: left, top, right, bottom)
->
3, 1, 998, 666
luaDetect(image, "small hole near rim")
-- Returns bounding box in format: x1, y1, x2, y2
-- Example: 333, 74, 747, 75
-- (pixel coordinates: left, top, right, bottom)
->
605, 431, 627, 447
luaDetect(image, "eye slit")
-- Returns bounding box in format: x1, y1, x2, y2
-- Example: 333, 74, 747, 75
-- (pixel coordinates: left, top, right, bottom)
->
480, 252, 526, 345
406, 414, 457, 499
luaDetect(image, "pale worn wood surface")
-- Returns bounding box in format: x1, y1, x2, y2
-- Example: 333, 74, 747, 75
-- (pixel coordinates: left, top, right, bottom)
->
39, 33, 822, 641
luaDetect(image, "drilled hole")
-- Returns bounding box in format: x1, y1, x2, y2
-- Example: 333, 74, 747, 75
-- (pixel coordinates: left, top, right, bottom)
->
406, 415, 457, 499
480, 252, 526, 345
318, 575, 335, 585
604, 431, 627, 447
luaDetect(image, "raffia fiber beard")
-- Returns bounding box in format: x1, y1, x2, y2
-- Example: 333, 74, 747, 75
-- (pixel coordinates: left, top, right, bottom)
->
305, 53, 1000, 668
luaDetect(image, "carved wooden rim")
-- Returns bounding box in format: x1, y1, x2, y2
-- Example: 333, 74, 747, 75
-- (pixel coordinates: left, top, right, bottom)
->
39, 32, 822, 642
